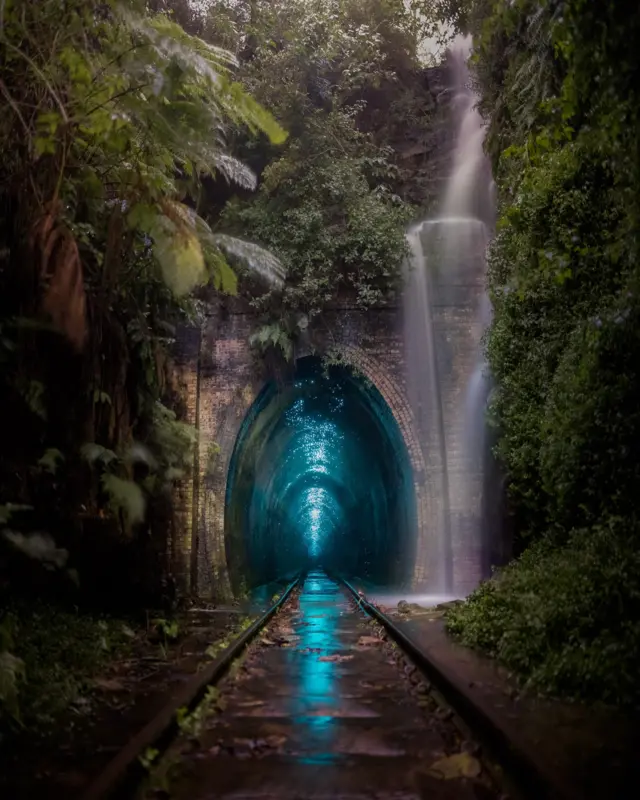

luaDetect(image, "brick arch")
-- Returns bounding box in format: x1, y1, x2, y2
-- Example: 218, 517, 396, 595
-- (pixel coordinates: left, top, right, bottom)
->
335, 346, 432, 589
172, 303, 437, 599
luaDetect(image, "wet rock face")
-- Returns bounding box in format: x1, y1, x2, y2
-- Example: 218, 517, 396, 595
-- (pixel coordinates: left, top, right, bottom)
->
394, 64, 458, 210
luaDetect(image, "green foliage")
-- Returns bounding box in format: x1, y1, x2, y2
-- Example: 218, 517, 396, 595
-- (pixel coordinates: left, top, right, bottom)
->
148, 401, 198, 478
209, 0, 429, 350
152, 616, 180, 658
449, 0, 640, 705
250, 322, 294, 361
78, 401, 198, 525
101, 474, 146, 524
139, 746, 160, 771
37, 448, 65, 475
0, 0, 286, 311
205, 441, 221, 477
226, 117, 411, 314
0, 0, 285, 555
0, 504, 33, 526
0, 603, 131, 729
475, 0, 640, 541
175, 685, 222, 739
446, 518, 640, 706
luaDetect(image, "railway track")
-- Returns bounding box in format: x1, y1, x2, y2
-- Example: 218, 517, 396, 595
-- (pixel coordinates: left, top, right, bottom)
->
82, 571, 532, 800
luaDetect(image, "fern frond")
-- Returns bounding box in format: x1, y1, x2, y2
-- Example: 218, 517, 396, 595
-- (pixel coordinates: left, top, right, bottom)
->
80, 442, 118, 465
2, 531, 69, 568
125, 443, 159, 471
204, 246, 239, 295
101, 474, 145, 525
213, 234, 286, 287
214, 153, 257, 190
37, 448, 64, 475
222, 82, 288, 146
128, 201, 207, 296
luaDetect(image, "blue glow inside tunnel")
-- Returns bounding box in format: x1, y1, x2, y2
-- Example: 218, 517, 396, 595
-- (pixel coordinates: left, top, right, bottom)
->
224, 357, 417, 589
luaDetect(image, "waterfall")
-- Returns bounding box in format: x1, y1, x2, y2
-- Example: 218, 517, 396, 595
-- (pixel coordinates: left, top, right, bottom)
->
403, 35, 497, 596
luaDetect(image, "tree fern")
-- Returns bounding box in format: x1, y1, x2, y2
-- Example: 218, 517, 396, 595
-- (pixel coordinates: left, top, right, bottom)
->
213, 234, 286, 288
1, 0, 288, 345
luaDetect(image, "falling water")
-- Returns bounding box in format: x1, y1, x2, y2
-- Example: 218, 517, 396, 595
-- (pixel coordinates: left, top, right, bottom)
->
403, 36, 497, 596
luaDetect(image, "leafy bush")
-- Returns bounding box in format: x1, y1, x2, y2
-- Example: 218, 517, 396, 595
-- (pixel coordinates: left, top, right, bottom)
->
446, 518, 640, 706
449, 0, 640, 706
224, 108, 411, 317
211, 0, 437, 355
1, 603, 131, 729
541, 297, 640, 531
0, 0, 286, 594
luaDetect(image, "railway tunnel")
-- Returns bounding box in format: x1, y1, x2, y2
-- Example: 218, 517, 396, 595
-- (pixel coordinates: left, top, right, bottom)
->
224, 356, 417, 592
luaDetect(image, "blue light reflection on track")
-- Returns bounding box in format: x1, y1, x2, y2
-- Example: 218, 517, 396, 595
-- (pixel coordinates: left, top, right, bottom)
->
289, 573, 343, 765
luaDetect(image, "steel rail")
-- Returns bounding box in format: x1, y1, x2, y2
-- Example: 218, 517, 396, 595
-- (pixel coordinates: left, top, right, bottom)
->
81, 575, 301, 800
339, 576, 567, 800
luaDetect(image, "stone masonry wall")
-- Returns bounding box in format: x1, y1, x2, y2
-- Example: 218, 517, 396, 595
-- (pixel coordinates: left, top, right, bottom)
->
172, 293, 443, 599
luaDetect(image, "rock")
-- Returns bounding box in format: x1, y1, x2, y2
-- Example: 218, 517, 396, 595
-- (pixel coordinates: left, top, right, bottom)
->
435, 599, 464, 611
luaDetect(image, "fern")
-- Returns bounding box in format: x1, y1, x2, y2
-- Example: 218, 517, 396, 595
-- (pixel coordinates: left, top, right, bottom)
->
214, 153, 258, 190
2, 531, 69, 569
213, 235, 286, 288
249, 322, 294, 360
37, 448, 64, 475
125, 443, 159, 471
1, 0, 288, 350
80, 443, 118, 466
149, 401, 198, 474
101, 474, 146, 524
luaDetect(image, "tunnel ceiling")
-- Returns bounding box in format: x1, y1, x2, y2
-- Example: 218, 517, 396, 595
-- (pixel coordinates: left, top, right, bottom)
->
225, 357, 416, 590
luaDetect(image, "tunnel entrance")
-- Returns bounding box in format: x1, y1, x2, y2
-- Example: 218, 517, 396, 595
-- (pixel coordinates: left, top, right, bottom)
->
224, 357, 417, 592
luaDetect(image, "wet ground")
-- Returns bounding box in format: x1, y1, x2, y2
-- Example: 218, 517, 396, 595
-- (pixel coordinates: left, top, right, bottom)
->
146, 572, 498, 799
0, 605, 256, 799
392, 613, 640, 800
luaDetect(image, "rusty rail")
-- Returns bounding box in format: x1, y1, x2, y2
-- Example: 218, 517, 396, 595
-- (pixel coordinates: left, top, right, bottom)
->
338, 576, 567, 800
81, 575, 301, 800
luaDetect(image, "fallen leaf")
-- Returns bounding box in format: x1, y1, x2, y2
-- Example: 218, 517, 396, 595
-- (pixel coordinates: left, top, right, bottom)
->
359, 680, 386, 690
426, 752, 482, 780
357, 636, 381, 647
265, 734, 287, 748
317, 654, 354, 663
93, 678, 124, 692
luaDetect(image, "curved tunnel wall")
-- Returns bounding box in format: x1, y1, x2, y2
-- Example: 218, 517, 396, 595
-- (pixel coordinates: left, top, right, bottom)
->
224, 357, 417, 591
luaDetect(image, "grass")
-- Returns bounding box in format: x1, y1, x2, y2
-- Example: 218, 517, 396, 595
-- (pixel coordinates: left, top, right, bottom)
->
1, 600, 133, 730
